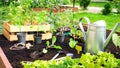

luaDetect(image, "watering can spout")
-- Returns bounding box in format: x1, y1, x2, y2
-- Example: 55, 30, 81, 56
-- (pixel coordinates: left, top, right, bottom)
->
104, 23, 120, 51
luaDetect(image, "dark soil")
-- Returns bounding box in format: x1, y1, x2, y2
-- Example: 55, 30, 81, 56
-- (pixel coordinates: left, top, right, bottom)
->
0, 29, 120, 68
0, 34, 84, 68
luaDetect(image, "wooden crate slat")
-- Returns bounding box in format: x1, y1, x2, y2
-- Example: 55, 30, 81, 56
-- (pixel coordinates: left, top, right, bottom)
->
3, 29, 17, 41
3, 23, 50, 32
3, 29, 52, 41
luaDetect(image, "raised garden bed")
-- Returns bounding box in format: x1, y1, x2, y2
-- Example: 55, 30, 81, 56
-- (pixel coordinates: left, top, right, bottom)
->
0, 29, 120, 68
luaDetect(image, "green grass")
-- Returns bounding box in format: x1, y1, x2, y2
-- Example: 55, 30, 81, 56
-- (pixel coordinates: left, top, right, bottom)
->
73, 12, 120, 32
89, 2, 106, 7
71, 2, 106, 7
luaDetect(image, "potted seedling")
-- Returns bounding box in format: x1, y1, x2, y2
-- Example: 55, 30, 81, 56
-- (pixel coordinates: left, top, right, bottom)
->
56, 27, 65, 43
33, 30, 43, 45
56, 11, 71, 43
34, 11, 47, 44
46, 10, 64, 43
15, 17, 26, 44
14, 6, 26, 44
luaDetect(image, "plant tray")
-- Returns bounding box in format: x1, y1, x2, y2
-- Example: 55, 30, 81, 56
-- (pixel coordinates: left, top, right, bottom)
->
0, 47, 12, 68
3, 29, 52, 41
3, 23, 50, 32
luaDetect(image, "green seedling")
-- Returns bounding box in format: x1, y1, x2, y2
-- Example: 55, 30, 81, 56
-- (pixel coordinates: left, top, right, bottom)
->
42, 36, 62, 53
75, 45, 82, 54
69, 38, 78, 48
112, 33, 120, 48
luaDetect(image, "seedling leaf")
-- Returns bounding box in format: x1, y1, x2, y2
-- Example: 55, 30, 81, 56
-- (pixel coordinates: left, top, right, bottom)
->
52, 36, 56, 46
75, 45, 82, 54
112, 33, 120, 48
42, 48, 48, 54
69, 38, 78, 48
53, 45, 62, 50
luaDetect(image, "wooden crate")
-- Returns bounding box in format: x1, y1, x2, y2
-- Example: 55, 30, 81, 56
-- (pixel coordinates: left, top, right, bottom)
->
3, 23, 50, 32
3, 29, 52, 41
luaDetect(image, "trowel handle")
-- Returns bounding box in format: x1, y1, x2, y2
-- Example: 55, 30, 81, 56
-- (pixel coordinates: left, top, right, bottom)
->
51, 53, 59, 60
79, 17, 90, 41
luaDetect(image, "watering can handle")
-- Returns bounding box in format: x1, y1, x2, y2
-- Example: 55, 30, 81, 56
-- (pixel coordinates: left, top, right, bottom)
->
79, 17, 90, 41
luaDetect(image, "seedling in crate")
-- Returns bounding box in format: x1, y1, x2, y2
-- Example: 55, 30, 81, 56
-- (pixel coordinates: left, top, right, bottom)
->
42, 36, 62, 53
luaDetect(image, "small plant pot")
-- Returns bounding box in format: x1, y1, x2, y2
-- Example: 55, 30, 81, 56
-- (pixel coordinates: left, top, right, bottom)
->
56, 33, 65, 43
16, 32, 26, 44
34, 34, 42, 45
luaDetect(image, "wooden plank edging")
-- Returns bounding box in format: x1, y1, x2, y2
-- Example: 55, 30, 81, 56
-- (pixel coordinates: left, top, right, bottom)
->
0, 47, 12, 68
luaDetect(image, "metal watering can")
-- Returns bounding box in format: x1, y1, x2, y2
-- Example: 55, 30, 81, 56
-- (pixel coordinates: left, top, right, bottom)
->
79, 17, 120, 54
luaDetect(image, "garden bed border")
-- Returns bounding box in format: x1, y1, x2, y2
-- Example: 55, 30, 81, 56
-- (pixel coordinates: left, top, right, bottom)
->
0, 47, 12, 68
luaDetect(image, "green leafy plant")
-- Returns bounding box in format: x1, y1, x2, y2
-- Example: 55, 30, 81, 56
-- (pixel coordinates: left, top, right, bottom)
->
42, 36, 62, 53
69, 38, 78, 48
79, 0, 91, 10
21, 52, 120, 68
21, 56, 80, 68
6, 4, 25, 31
70, 26, 84, 42
113, 0, 120, 14
34, 11, 47, 36
55, 11, 72, 36
80, 51, 120, 68
70, 28, 83, 39
112, 33, 120, 47
61, 0, 71, 5
102, 2, 112, 15
69, 38, 82, 54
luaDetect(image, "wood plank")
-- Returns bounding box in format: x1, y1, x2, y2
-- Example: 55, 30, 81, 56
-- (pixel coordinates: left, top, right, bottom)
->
0, 47, 12, 68
3, 23, 50, 32
3, 29, 52, 41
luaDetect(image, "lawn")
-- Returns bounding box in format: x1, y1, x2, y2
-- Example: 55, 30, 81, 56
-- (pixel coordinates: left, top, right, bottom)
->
72, 2, 107, 7
89, 2, 107, 7
73, 12, 120, 32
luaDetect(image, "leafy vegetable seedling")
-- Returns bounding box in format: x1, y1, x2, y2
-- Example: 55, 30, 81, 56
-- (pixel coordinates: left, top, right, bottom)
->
112, 33, 120, 48
42, 36, 62, 53
69, 38, 78, 48
75, 45, 82, 54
